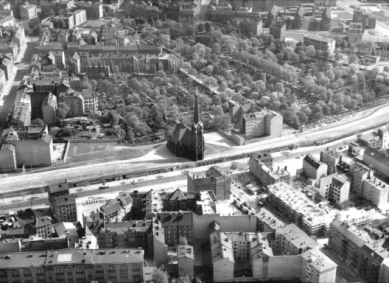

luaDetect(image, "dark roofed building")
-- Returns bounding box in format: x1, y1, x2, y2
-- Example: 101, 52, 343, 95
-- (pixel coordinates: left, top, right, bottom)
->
363, 147, 389, 181
157, 211, 193, 246
162, 188, 188, 211
167, 91, 204, 161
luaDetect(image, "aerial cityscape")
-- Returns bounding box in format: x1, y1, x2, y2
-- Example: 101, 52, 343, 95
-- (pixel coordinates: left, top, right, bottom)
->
0, 0, 389, 282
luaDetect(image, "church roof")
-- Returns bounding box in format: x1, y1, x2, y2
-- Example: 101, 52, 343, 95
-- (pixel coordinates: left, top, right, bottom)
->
169, 123, 192, 146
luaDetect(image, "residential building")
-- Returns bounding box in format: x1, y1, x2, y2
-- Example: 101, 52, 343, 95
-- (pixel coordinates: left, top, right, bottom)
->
187, 166, 231, 201
349, 162, 370, 195
255, 208, 285, 234
73, 9, 87, 26
20, 4, 37, 20
11, 89, 31, 127
250, 161, 290, 186
362, 175, 389, 210
50, 195, 78, 222
92, 218, 168, 266
242, 109, 283, 139
157, 211, 193, 246
353, 8, 376, 30
79, 89, 98, 114
291, 5, 304, 29
250, 151, 273, 170
36, 216, 53, 238
0, 126, 54, 170
363, 147, 389, 181
162, 189, 188, 211
177, 244, 194, 277
268, 182, 331, 236
300, 248, 337, 283
210, 224, 234, 282
75, 1, 103, 19
59, 92, 84, 117
224, 232, 254, 263
167, 91, 204, 161
265, 5, 279, 28
358, 131, 382, 149
320, 147, 342, 174
300, 154, 328, 184
328, 219, 386, 283
0, 53, 14, 81
130, 190, 163, 220
318, 173, 350, 205
377, 127, 389, 149
99, 192, 133, 222
41, 92, 57, 125
275, 224, 319, 255
269, 19, 286, 41
46, 180, 70, 199
303, 35, 336, 53
0, 249, 145, 283
69, 76, 81, 90
320, 7, 331, 31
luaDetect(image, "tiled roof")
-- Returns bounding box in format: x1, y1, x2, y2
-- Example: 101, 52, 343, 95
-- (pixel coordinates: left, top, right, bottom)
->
158, 211, 193, 227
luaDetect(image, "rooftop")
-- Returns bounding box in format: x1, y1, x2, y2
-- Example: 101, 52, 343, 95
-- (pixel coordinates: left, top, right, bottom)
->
177, 244, 194, 260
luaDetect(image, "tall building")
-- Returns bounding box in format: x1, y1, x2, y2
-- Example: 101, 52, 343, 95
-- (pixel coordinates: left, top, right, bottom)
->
363, 147, 389, 181
187, 167, 231, 201
47, 181, 78, 222
320, 7, 331, 31
92, 218, 168, 266
291, 5, 304, 29
320, 148, 342, 174
362, 174, 389, 210
318, 173, 350, 205
41, 92, 57, 125
349, 162, 370, 195
269, 19, 286, 41
300, 154, 328, 184
0, 249, 145, 283
157, 211, 193, 246
167, 91, 204, 161
242, 109, 283, 139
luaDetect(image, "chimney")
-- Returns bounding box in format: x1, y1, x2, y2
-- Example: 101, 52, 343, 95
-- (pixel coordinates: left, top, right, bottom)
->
284, 166, 287, 171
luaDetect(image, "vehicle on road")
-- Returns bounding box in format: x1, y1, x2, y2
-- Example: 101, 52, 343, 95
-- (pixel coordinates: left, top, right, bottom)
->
99, 186, 109, 190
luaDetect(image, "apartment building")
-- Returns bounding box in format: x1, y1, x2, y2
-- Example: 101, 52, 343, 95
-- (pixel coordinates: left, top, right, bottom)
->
0, 126, 54, 170
224, 232, 254, 263
318, 173, 350, 205
99, 192, 132, 222
269, 19, 286, 41
320, 7, 331, 31
42, 92, 57, 125
157, 211, 193, 246
363, 147, 389, 181
0, 249, 145, 283
210, 225, 235, 282
242, 109, 283, 139
300, 248, 337, 283
130, 190, 163, 220
79, 90, 98, 114
328, 219, 386, 282
362, 175, 389, 210
268, 182, 330, 236
11, 89, 31, 127
162, 188, 188, 211
47, 180, 78, 222
93, 218, 168, 266
73, 10, 87, 26
378, 127, 389, 149
255, 208, 285, 234
349, 163, 370, 195
303, 35, 336, 53
0, 53, 14, 81
177, 244, 194, 277
75, 2, 103, 19
249, 160, 290, 186
20, 4, 37, 20
187, 167, 231, 201
300, 154, 328, 185
36, 216, 53, 238
320, 148, 342, 174
250, 151, 273, 170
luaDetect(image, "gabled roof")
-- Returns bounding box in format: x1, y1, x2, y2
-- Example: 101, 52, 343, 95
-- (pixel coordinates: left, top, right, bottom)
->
168, 189, 186, 201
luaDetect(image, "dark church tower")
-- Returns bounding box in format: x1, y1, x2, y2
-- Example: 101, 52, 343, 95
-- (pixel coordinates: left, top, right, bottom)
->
191, 90, 204, 161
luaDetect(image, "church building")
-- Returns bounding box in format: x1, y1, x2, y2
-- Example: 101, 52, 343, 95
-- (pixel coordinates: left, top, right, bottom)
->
167, 91, 205, 161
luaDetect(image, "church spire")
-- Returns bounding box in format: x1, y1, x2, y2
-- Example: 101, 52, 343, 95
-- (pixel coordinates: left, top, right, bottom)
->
193, 88, 201, 124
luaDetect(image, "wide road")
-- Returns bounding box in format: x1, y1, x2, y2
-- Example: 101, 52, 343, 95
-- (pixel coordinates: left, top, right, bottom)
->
0, 37, 38, 137
0, 100, 389, 193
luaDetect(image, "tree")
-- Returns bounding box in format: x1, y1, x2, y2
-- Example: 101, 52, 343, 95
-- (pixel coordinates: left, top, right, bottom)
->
107, 110, 120, 125
349, 54, 359, 64
197, 23, 204, 33
31, 118, 45, 126
152, 267, 169, 283
178, 236, 188, 245
56, 102, 70, 119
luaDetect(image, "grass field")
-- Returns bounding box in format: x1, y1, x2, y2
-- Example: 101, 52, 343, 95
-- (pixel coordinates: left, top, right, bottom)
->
67, 143, 148, 164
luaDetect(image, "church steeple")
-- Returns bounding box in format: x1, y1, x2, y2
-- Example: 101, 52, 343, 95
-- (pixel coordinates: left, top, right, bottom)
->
193, 88, 201, 125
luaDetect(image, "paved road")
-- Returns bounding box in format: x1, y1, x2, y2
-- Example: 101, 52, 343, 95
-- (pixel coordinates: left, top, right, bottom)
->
0, 38, 38, 137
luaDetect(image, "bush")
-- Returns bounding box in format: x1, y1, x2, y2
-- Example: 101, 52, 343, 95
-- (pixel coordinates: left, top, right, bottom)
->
231, 162, 239, 170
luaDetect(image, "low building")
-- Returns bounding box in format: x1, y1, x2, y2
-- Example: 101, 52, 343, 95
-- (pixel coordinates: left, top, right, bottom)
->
303, 34, 336, 53
177, 244, 194, 277
250, 151, 273, 170
99, 192, 132, 222
318, 173, 350, 205
162, 189, 188, 211
75, 1, 103, 19
358, 131, 382, 149
250, 161, 290, 186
